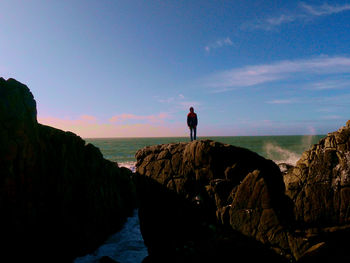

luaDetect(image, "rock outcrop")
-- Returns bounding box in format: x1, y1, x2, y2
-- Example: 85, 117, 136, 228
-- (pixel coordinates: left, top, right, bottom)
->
0, 78, 137, 262
135, 140, 301, 262
135, 134, 350, 262
285, 122, 350, 226
284, 122, 350, 261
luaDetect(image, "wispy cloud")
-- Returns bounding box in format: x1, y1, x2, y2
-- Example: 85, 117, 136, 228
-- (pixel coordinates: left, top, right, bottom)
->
265, 14, 296, 26
109, 113, 168, 124
266, 99, 296, 104
317, 108, 335, 113
245, 2, 350, 30
203, 56, 350, 91
300, 2, 350, 16
205, 37, 233, 52
308, 79, 350, 90
321, 115, 343, 120
317, 93, 350, 107
158, 94, 200, 110
266, 94, 350, 114
247, 15, 299, 30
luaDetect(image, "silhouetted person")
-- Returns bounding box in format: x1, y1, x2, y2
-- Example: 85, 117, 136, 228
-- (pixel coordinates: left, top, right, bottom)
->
187, 107, 198, 141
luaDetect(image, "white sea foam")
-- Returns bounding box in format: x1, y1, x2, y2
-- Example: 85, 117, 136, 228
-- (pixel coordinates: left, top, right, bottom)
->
264, 142, 300, 166
118, 161, 137, 173
263, 135, 317, 166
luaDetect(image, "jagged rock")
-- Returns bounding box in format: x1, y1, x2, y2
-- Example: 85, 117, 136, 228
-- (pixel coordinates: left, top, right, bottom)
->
283, 123, 350, 262
284, 124, 350, 226
135, 133, 350, 262
0, 78, 137, 262
135, 140, 314, 262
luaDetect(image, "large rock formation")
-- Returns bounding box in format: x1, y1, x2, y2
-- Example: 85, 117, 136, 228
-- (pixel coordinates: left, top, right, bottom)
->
284, 122, 350, 262
285, 122, 350, 225
0, 78, 137, 262
135, 140, 302, 262
135, 135, 350, 262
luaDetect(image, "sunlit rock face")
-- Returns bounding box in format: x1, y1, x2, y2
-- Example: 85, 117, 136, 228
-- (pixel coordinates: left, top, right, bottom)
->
284, 122, 350, 226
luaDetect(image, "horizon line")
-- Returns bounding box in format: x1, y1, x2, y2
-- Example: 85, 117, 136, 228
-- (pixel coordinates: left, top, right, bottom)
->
83, 134, 326, 140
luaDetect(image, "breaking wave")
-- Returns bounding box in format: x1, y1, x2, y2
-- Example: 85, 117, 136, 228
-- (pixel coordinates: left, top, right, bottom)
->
264, 142, 300, 165
263, 135, 316, 166
118, 161, 137, 173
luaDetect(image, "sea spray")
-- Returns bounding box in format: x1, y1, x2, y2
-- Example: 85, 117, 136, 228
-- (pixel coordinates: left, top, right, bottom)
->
119, 161, 137, 173
264, 142, 300, 165
263, 135, 317, 166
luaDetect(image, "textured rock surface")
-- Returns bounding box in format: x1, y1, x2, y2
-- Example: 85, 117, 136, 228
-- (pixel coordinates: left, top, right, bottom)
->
283, 122, 350, 262
0, 78, 137, 262
136, 135, 350, 262
284, 123, 350, 226
135, 140, 310, 262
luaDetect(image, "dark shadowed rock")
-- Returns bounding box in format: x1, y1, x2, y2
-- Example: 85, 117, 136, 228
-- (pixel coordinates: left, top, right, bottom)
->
0, 78, 137, 262
135, 140, 317, 262
135, 132, 350, 262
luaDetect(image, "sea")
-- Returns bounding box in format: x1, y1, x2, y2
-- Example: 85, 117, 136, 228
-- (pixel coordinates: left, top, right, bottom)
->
74, 135, 325, 263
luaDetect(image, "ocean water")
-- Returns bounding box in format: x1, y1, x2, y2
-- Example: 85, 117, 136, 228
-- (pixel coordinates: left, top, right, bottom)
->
86, 135, 325, 168
75, 135, 325, 263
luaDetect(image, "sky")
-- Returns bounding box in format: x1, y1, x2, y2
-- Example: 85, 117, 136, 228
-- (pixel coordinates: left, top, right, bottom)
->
1, 0, 350, 137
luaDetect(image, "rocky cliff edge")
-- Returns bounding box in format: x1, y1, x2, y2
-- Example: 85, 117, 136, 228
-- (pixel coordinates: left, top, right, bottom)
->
0, 78, 137, 262
135, 127, 350, 262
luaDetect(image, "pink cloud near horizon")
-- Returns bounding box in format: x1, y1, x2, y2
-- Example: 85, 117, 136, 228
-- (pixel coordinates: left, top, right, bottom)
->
38, 114, 186, 138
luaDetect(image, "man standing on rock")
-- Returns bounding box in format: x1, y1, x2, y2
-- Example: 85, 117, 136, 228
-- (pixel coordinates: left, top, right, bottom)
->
187, 107, 198, 141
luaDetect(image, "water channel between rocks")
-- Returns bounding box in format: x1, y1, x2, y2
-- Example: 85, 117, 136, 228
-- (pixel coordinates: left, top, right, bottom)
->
74, 209, 148, 263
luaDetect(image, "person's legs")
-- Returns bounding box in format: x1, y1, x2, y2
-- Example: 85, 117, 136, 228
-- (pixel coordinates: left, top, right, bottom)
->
194, 127, 197, 140
190, 127, 193, 141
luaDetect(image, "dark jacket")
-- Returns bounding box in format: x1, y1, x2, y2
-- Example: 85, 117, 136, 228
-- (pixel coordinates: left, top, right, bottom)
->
187, 112, 198, 127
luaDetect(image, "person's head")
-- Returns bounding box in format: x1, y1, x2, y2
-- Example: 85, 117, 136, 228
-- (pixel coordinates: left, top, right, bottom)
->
189, 107, 194, 113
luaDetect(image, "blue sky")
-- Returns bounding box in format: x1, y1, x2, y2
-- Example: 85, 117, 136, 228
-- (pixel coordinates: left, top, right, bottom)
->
1, 0, 350, 137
